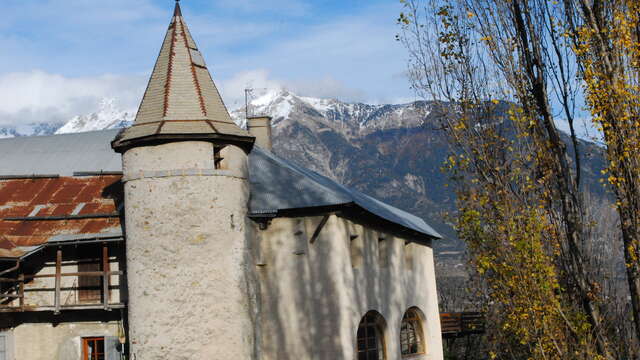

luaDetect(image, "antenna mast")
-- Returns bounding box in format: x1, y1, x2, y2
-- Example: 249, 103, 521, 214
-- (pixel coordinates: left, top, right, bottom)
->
244, 87, 269, 121
245, 88, 253, 120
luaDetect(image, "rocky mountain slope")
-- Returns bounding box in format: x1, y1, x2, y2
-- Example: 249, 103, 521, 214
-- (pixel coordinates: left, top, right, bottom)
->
0, 121, 64, 138
0, 90, 608, 276
0, 98, 134, 138
234, 90, 607, 275
55, 98, 134, 134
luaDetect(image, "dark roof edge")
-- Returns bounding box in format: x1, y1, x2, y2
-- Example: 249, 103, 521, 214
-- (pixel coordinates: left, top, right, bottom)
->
111, 132, 255, 154
0, 235, 125, 261
249, 202, 440, 243
0, 174, 60, 180
345, 203, 440, 243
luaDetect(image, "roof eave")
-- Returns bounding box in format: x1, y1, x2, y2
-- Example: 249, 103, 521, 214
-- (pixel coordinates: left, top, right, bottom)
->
111, 132, 255, 154
249, 202, 441, 244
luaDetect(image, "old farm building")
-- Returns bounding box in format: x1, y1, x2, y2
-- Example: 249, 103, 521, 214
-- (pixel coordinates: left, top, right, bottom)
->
0, 3, 443, 360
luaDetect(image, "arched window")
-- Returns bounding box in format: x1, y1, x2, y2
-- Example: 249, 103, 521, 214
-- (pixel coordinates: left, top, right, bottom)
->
400, 308, 425, 356
356, 311, 386, 360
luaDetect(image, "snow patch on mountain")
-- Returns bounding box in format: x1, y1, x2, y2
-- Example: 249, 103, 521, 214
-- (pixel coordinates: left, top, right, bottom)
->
231, 89, 430, 140
245, 90, 302, 124
0, 122, 64, 138
299, 96, 335, 114
0, 89, 598, 147
55, 98, 134, 134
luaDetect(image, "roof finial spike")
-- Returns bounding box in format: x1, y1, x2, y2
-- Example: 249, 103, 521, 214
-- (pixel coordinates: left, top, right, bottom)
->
174, 0, 182, 17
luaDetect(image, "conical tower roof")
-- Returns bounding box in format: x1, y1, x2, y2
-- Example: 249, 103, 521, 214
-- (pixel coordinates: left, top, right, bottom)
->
112, 2, 254, 153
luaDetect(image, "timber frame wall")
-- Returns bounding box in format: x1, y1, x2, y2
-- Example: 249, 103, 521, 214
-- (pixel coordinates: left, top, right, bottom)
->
0, 240, 126, 315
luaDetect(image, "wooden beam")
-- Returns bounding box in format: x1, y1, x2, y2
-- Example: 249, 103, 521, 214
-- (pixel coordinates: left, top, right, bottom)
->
0, 303, 127, 313
19, 285, 119, 293
0, 294, 20, 298
309, 215, 330, 244
25, 270, 123, 279
102, 245, 110, 310
18, 274, 24, 311
54, 248, 61, 315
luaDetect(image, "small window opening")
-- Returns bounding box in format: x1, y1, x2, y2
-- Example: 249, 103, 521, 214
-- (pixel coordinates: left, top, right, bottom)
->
400, 308, 426, 356
404, 242, 415, 270
78, 260, 104, 303
293, 220, 307, 255
214, 146, 225, 169
378, 236, 389, 268
350, 234, 363, 268
82, 337, 105, 360
356, 312, 386, 360
0, 333, 7, 360
78, 248, 110, 304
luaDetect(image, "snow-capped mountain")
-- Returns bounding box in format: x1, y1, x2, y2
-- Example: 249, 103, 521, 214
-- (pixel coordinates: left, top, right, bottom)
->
56, 98, 135, 134
0, 121, 65, 139
231, 89, 428, 139
0, 98, 134, 138
0, 90, 608, 277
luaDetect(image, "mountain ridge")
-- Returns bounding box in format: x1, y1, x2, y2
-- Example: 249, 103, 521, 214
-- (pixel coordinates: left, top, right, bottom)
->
0, 90, 608, 276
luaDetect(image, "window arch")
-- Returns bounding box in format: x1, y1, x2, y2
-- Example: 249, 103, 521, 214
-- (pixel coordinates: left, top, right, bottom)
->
356, 311, 386, 360
400, 308, 426, 356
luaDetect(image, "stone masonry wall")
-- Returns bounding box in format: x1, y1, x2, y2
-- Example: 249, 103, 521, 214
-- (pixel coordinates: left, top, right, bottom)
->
123, 142, 255, 360
254, 215, 443, 360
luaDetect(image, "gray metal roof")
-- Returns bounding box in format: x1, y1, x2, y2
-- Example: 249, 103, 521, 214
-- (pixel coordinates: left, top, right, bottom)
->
0, 129, 121, 176
0, 130, 441, 239
249, 147, 441, 239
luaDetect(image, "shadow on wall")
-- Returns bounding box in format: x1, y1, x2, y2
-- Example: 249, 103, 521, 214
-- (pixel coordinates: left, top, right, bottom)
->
248, 146, 437, 359
255, 215, 347, 359
253, 215, 433, 359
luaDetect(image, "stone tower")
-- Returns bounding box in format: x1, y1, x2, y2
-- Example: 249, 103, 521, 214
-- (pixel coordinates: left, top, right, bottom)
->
112, 3, 256, 359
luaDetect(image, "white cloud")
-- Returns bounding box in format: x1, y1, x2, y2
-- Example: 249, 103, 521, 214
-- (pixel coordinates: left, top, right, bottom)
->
219, 69, 368, 109
208, 3, 412, 105
6, 0, 163, 25
187, 17, 280, 48
0, 1, 416, 127
287, 76, 367, 102
0, 0, 168, 76
0, 67, 370, 128
220, 69, 285, 110
216, 0, 310, 16
0, 71, 145, 126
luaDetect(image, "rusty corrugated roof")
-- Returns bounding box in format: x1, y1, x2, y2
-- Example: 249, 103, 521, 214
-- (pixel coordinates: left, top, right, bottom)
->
1, 130, 441, 245
0, 175, 123, 257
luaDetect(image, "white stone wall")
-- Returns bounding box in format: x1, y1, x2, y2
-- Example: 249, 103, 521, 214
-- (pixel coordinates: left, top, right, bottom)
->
254, 215, 443, 360
123, 142, 255, 360
11, 322, 119, 360
120, 140, 442, 360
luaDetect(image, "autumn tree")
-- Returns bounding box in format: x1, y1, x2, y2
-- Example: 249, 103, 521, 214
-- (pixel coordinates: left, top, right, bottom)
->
561, 0, 640, 345
398, 0, 620, 357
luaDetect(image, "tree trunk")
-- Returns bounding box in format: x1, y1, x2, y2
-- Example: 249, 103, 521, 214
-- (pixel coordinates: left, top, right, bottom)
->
510, 2, 613, 357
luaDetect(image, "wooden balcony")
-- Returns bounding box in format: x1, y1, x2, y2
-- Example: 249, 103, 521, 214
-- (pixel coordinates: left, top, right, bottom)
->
440, 312, 485, 338
0, 243, 125, 314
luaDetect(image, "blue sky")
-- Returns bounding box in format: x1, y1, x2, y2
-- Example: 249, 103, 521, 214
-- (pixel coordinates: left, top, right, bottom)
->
0, 0, 416, 126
